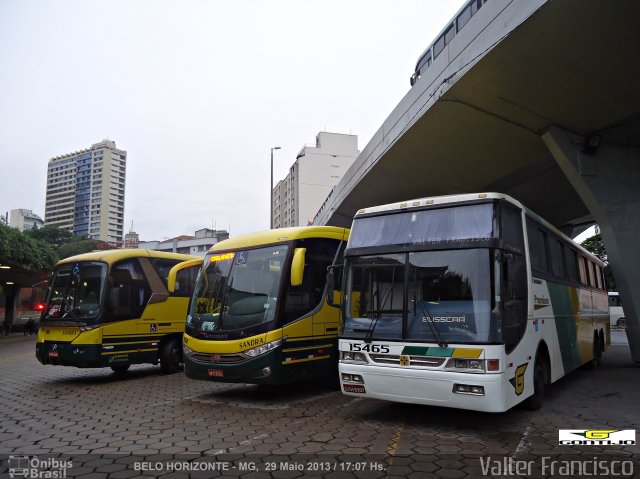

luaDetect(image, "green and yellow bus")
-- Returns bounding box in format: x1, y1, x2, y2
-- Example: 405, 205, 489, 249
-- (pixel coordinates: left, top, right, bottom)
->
36, 249, 200, 374
339, 193, 609, 412
176, 226, 349, 385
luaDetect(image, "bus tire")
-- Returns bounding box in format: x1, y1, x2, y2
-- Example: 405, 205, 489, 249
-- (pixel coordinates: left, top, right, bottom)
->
526, 353, 547, 411
160, 336, 182, 374
111, 364, 130, 375
586, 334, 601, 369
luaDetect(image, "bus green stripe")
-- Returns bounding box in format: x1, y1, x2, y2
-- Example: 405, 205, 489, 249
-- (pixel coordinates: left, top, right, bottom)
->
401, 346, 455, 357
547, 282, 581, 372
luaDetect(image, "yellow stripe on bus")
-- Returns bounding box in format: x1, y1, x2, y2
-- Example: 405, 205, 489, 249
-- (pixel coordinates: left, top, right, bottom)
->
282, 355, 331, 365
103, 341, 159, 346
282, 343, 333, 353
101, 348, 157, 355
451, 348, 483, 359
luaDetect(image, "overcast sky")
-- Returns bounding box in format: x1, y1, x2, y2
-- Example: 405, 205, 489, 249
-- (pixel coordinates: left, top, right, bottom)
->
0, 0, 466, 241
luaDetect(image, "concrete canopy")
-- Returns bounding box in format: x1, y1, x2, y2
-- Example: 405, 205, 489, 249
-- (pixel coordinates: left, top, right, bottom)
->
319, 0, 640, 233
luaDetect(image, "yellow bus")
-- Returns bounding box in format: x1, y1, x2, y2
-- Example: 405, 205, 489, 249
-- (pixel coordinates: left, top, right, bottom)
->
174, 226, 349, 385
36, 249, 200, 374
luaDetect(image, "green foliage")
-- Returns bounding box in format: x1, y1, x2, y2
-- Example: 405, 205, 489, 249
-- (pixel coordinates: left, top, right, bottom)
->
24, 225, 73, 248
581, 233, 616, 290
580, 233, 606, 262
58, 239, 103, 259
0, 224, 59, 270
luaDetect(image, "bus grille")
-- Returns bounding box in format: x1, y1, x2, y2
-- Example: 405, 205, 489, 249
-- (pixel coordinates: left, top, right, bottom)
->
190, 353, 246, 364
368, 354, 446, 367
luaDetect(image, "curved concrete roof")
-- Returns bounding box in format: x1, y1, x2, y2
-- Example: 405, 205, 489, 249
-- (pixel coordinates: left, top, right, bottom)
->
314, 0, 640, 235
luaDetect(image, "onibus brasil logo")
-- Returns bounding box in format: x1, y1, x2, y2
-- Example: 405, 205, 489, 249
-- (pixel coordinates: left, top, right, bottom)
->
7, 455, 72, 478
559, 429, 636, 445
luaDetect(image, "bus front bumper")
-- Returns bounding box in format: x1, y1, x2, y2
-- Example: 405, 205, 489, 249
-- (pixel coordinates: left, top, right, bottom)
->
184, 349, 280, 384
339, 363, 507, 413
36, 342, 102, 368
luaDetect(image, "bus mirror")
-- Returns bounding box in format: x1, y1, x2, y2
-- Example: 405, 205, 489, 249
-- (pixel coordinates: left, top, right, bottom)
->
168, 259, 203, 293
291, 248, 306, 286
326, 270, 335, 305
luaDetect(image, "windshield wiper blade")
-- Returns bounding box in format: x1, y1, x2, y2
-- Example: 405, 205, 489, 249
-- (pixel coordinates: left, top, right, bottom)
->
364, 287, 392, 344
417, 300, 448, 348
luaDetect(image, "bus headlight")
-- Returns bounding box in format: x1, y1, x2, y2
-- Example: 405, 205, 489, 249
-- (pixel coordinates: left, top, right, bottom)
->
341, 373, 364, 383
453, 384, 485, 395
183, 345, 194, 357
446, 358, 485, 372
341, 351, 367, 363
243, 338, 283, 358
79, 325, 100, 332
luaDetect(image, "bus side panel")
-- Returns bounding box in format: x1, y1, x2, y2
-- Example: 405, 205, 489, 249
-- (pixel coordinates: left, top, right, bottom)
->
100, 317, 164, 367
312, 300, 341, 338
140, 297, 189, 334
546, 282, 584, 375
281, 309, 338, 383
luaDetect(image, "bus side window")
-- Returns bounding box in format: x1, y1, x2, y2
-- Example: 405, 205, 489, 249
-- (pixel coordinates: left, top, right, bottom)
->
151, 259, 180, 288
108, 259, 151, 320
502, 251, 527, 352
282, 239, 340, 323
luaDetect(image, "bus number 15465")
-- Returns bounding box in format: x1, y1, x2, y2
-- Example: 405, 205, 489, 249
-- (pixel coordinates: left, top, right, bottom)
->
348, 343, 390, 354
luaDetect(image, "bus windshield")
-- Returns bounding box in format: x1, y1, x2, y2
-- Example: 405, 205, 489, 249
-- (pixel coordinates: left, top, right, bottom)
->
44, 261, 107, 324
187, 245, 288, 337
343, 249, 498, 344
348, 203, 495, 249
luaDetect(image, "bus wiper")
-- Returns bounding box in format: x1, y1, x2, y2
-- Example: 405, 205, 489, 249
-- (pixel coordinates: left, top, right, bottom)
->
364, 287, 392, 344
416, 296, 448, 348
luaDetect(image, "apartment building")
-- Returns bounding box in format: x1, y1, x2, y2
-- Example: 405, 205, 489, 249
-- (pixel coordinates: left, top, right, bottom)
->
272, 132, 359, 228
44, 140, 126, 243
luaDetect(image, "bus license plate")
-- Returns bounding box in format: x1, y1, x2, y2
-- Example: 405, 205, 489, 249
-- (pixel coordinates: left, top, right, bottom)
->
48, 350, 59, 358
343, 384, 366, 394
208, 369, 224, 377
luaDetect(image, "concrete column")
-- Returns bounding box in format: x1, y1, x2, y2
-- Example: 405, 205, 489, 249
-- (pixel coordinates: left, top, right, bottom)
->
542, 126, 640, 362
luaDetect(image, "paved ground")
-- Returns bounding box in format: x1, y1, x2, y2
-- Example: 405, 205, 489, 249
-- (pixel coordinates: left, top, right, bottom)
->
0, 331, 638, 478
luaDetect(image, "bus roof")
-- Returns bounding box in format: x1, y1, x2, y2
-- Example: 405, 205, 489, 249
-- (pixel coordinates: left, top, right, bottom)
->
56, 249, 199, 266
353, 192, 603, 266
209, 226, 349, 253
354, 192, 522, 217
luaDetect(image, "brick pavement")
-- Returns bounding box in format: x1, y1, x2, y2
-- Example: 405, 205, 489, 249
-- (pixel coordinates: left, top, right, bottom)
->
0, 333, 638, 478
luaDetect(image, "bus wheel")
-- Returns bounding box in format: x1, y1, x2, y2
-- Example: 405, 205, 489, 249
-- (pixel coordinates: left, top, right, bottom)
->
111, 364, 130, 375
587, 334, 602, 369
160, 337, 182, 374
526, 353, 547, 411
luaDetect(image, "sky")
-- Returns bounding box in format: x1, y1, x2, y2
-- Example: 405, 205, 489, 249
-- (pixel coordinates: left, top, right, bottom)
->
0, 0, 467, 241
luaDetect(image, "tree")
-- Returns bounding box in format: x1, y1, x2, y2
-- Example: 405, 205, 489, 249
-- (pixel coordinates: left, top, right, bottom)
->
24, 225, 73, 248
581, 233, 616, 290
0, 224, 58, 270
57, 239, 104, 259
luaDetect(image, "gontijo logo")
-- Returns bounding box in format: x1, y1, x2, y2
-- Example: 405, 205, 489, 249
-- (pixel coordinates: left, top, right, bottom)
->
559, 429, 636, 445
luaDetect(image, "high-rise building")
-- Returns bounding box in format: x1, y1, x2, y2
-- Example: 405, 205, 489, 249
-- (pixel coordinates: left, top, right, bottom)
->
9, 209, 44, 232
44, 140, 126, 243
272, 132, 359, 228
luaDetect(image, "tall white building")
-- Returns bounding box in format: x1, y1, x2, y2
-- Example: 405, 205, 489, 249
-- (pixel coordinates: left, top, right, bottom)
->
273, 132, 359, 228
44, 140, 126, 243
9, 209, 44, 232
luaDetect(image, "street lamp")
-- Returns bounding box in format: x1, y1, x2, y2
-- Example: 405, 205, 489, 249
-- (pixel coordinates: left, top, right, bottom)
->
270, 146, 281, 229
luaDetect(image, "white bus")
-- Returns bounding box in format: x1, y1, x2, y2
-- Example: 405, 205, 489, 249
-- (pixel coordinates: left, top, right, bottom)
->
338, 193, 609, 412
608, 292, 626, 328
